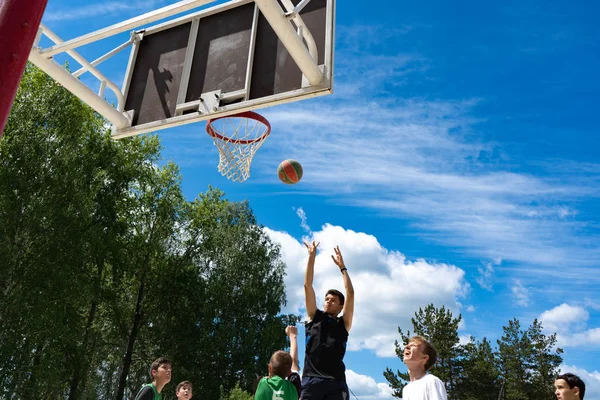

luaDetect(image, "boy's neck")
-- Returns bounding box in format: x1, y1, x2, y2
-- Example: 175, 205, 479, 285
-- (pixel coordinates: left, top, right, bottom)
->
407, 366, 427, 382
153, 380, 165, 393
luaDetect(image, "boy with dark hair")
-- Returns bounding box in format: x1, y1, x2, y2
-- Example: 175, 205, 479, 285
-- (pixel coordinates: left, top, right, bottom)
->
555, 373, 586, 400
176, 380, 193, 400
302, 242, 355, 400
135, 357, 172, 400
402, 336, 447, 400
255, 350, 299, 400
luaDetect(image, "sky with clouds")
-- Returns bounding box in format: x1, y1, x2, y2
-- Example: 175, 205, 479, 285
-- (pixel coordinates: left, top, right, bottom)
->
39, 0, 600, 398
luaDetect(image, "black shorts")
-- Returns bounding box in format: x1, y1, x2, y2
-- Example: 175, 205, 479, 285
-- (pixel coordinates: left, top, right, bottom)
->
300, 376, 349, 400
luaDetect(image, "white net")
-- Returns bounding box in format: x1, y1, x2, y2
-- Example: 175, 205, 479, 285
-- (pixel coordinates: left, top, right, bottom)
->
206, 112, 271, 182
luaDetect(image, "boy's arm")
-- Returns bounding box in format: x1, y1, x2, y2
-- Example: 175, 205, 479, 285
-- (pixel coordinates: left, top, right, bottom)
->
331, 246, 355, 332
304, 241, 319, 320
286, 326, 299, 372
134, 386, 154, 400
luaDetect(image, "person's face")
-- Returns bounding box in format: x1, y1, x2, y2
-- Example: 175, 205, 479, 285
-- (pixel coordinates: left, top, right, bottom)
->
554, 379, 580, 400
153, 363, 172, 385
403, 341, 428, 369
324, 294, 343, 315
177, 385, 192, 400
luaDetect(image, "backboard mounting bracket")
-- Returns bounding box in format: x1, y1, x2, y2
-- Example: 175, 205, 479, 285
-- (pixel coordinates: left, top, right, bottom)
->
197, 90, 222, 115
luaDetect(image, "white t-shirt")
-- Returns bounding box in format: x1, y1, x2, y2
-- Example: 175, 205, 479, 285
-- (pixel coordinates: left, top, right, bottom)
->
402, 374, 447, 400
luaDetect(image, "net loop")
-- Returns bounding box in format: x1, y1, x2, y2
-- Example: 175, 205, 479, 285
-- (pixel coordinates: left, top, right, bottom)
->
206, 111, 271, 182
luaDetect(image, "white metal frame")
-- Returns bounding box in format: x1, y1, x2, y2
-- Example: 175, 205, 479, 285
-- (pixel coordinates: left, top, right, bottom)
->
29, 0, 334, 139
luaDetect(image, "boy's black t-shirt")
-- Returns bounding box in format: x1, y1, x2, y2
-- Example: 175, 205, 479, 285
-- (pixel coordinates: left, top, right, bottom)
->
288, 371, 302, 397
303, 309, 348, 380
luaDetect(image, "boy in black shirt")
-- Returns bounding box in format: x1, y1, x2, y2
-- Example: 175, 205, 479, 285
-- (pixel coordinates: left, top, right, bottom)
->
302, 242, 355, 400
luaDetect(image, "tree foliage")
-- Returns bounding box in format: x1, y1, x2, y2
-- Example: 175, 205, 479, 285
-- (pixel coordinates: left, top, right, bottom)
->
0, 65, 296, 400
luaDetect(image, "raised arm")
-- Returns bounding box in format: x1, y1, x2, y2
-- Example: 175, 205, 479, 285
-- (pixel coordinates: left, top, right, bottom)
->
286, 325, 300, 372
331, 246, 355, 332
304, 241, 319, 320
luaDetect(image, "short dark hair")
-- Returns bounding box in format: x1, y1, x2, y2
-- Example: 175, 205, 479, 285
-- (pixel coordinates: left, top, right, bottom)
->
150, 357, 170, 380
176, 380, 192, 393
326, 289, 345, 306
270, 351, 293, 378
409, 336, 437, 371
557, 373, 586, 399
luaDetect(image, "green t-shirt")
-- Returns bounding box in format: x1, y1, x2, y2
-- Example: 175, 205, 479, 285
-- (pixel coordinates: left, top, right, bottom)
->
255, 375, 298, 400
135, 383, 162, 400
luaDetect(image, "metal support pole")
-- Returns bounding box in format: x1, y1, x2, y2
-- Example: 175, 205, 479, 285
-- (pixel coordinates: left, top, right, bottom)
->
72, 37, 134, 78
28, 50, 131, 129
0, 0, 49, 136
41, 0, 216, 57
39, 24, 127, 112
254, 0, 324, 85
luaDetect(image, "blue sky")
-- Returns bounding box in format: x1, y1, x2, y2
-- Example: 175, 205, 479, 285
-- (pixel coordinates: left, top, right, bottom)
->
40, 0, 600, 398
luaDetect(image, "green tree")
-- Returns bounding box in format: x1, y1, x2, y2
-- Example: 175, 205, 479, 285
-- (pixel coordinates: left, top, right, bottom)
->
455, 337, 500, 400
150, 190, 298, 399
383, 304, 462, 399
496, 318, 562, 400
527, 319, 563, 400
497, 318, 531, 400
0, 64, 161, 399
219, 383, 254, 400
1, 65, 296, 400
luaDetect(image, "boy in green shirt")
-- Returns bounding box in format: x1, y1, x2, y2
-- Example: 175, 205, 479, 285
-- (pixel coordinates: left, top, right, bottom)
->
255, 351, 299, 400
134, 357, 172, 400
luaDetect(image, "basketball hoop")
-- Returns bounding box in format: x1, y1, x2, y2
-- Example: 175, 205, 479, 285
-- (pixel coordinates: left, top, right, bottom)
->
206, 111, 271, 182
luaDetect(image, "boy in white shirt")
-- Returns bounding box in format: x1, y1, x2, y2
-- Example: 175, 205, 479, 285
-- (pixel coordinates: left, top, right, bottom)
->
402, 336, 447, 400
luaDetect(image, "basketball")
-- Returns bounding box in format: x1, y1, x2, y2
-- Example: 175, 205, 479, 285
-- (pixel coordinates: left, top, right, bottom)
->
277, 159, 303, 184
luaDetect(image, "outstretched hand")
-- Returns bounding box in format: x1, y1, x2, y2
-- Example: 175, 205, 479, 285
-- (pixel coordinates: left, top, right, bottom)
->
331, 246, 346, 270
304, 240, 320, 256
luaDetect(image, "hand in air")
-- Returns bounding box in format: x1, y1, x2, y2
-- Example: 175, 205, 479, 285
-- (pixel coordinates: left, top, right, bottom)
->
331, 246, 346, 270
285, 325, 298, 337
304, 240, 320, 256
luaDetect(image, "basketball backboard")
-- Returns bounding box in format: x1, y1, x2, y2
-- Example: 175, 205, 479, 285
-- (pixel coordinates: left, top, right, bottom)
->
28, 0, 335, 139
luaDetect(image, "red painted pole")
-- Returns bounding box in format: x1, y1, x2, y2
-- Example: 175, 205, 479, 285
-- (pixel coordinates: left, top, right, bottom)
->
0, 0, 49, 137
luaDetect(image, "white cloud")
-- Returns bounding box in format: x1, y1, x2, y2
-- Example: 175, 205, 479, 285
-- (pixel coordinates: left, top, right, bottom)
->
539, 304, 589, 334
585, 299, 600, 310
572, 329, 600, 346
294, 207, 312, 234
458, 334, 472, 346
265, 223, 469, 357
511, 280, 529, 307
466, 305, 476, 312
346, 370, 395, 400
538, 304, 600, 349
559, 364, 600, 400
476, 259, 500, 291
